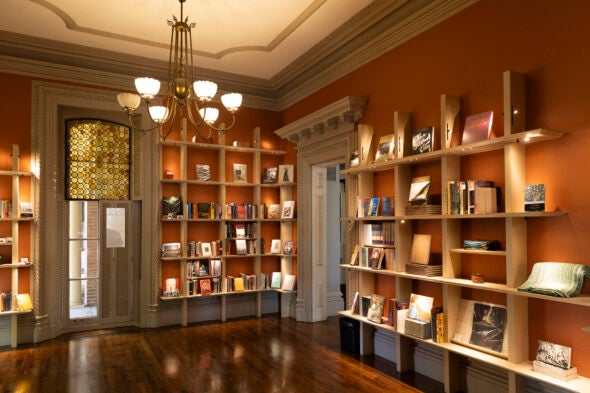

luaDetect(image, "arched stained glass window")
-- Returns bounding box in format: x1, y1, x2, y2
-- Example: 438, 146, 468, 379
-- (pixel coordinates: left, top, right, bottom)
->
65, 119, 131, 200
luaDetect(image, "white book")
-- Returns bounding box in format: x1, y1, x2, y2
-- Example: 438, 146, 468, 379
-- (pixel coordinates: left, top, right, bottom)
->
281, 274, 296, 291
270, 239, 281, 254
281, 200, 295, 219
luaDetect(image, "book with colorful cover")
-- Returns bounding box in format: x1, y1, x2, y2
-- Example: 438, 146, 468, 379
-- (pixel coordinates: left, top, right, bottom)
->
199, 279, 212, 295
366, 294, 386, 323
374, 134, 395, 161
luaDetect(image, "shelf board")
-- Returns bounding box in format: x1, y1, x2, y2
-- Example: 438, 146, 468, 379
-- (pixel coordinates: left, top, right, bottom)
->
0, 170, 33, 177
161, 139, 286, 155
449, 248, 507, 256
443, 128, 564, 157
0, 310, 32, 316
340, 129, 564, 175
443, 211, 567, 219
0, 262, 32, 269
341, 211, 567, 222
0, 217, 34, 222
339, 216, 400, 222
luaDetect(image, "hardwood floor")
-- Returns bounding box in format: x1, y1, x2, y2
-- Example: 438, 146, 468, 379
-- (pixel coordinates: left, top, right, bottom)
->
0, 315, 443, 393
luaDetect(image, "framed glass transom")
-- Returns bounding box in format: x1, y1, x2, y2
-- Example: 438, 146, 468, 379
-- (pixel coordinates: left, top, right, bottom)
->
65, 119, 131, 200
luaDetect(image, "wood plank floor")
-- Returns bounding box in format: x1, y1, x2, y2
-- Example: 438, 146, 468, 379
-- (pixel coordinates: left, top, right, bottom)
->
0, 315, 443, 393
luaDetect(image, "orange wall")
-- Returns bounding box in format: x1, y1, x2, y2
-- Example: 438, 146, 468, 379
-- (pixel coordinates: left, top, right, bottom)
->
283, 0, 590, 374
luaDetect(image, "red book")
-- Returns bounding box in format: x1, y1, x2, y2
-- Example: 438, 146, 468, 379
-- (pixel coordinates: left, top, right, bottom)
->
199, 279, 212, 295
461, 111, 494, 145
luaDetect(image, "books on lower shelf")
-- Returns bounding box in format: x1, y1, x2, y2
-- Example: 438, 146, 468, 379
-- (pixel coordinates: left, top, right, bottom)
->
366, 294, 385, 323
452, 299, 508, 357
162, 243, 181, 258
362, 222, 395, 246
447, 180, 499, 215
162, 277, 180, 297
270, 272, 282, 289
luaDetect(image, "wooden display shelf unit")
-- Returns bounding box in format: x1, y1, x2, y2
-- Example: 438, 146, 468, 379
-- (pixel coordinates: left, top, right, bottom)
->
340, 71, 589, 393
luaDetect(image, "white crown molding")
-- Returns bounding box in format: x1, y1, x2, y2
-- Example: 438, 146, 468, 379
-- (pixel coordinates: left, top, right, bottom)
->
274, 96, 368, 146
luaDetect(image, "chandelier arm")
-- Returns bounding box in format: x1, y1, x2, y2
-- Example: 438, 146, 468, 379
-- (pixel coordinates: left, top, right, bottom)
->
186, 102, 213, 141
125, 109, 163, 133
159, 102, 178, 141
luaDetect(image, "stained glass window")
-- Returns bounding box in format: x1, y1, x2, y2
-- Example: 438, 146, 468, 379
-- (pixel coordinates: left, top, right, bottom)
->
65, 119, 131, 200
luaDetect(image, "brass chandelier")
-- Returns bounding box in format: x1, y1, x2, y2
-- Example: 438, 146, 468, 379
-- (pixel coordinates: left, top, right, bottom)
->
116, 0, 242, 140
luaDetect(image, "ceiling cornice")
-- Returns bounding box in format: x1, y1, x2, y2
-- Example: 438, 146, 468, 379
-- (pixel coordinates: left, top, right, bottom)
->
0, 0, 478, 112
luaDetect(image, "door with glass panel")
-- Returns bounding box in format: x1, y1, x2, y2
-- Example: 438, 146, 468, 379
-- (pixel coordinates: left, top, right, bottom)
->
67, 200, 139, 328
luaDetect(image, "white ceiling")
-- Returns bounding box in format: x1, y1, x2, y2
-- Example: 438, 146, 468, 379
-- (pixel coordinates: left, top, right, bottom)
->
1, 0, 371, 80
0, 0, 478, 109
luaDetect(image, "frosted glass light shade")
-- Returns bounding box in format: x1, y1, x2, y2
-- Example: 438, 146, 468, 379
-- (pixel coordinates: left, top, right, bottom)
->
199, 108, 219, 124
193, 80, 218, 101
135, 77, 161, 99
117, 93, 141, 110
221, 93, 243, 112
148, 106, 169, 124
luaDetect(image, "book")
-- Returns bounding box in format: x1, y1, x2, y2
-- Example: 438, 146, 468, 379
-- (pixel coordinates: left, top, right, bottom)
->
366, 294, 386, 323
525, 184, 545, 211
462, 110, 494, 145
367, 197, 380, 216
281, 200, 295, 219
200, 242, 212, 257
161, 242, 181, 258
15, 293, 33, 311
281, 274, 296, 291
199, 279, 212, 295
270, 272, 282, 289
411, 126, 435, 155
197, 202, 211, 219
235, 239, 247, 255
195, 164, 210, 181
233, 163, 247, 183
374, 134, 395, 161
408, 293, 434, 323
270, 239, 281, 254
233, 277, 245, 291
468, 302, 507, 353
268, 203, 282, 219
536, 340, 572, 370
408, 176, 431, 205
381, 197, 393, 216
283, 240, 294, 255
409, 234, 432, 265
361, 295, 371, 317
350, 291, 360, 313
368, 247, 383, 269
262, 167, 278, 184
430, 306, 444, 343
349, 244, 359, 265
19, 202, 33, 218
278, 164, 294, 183
162, 277, 179, 297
